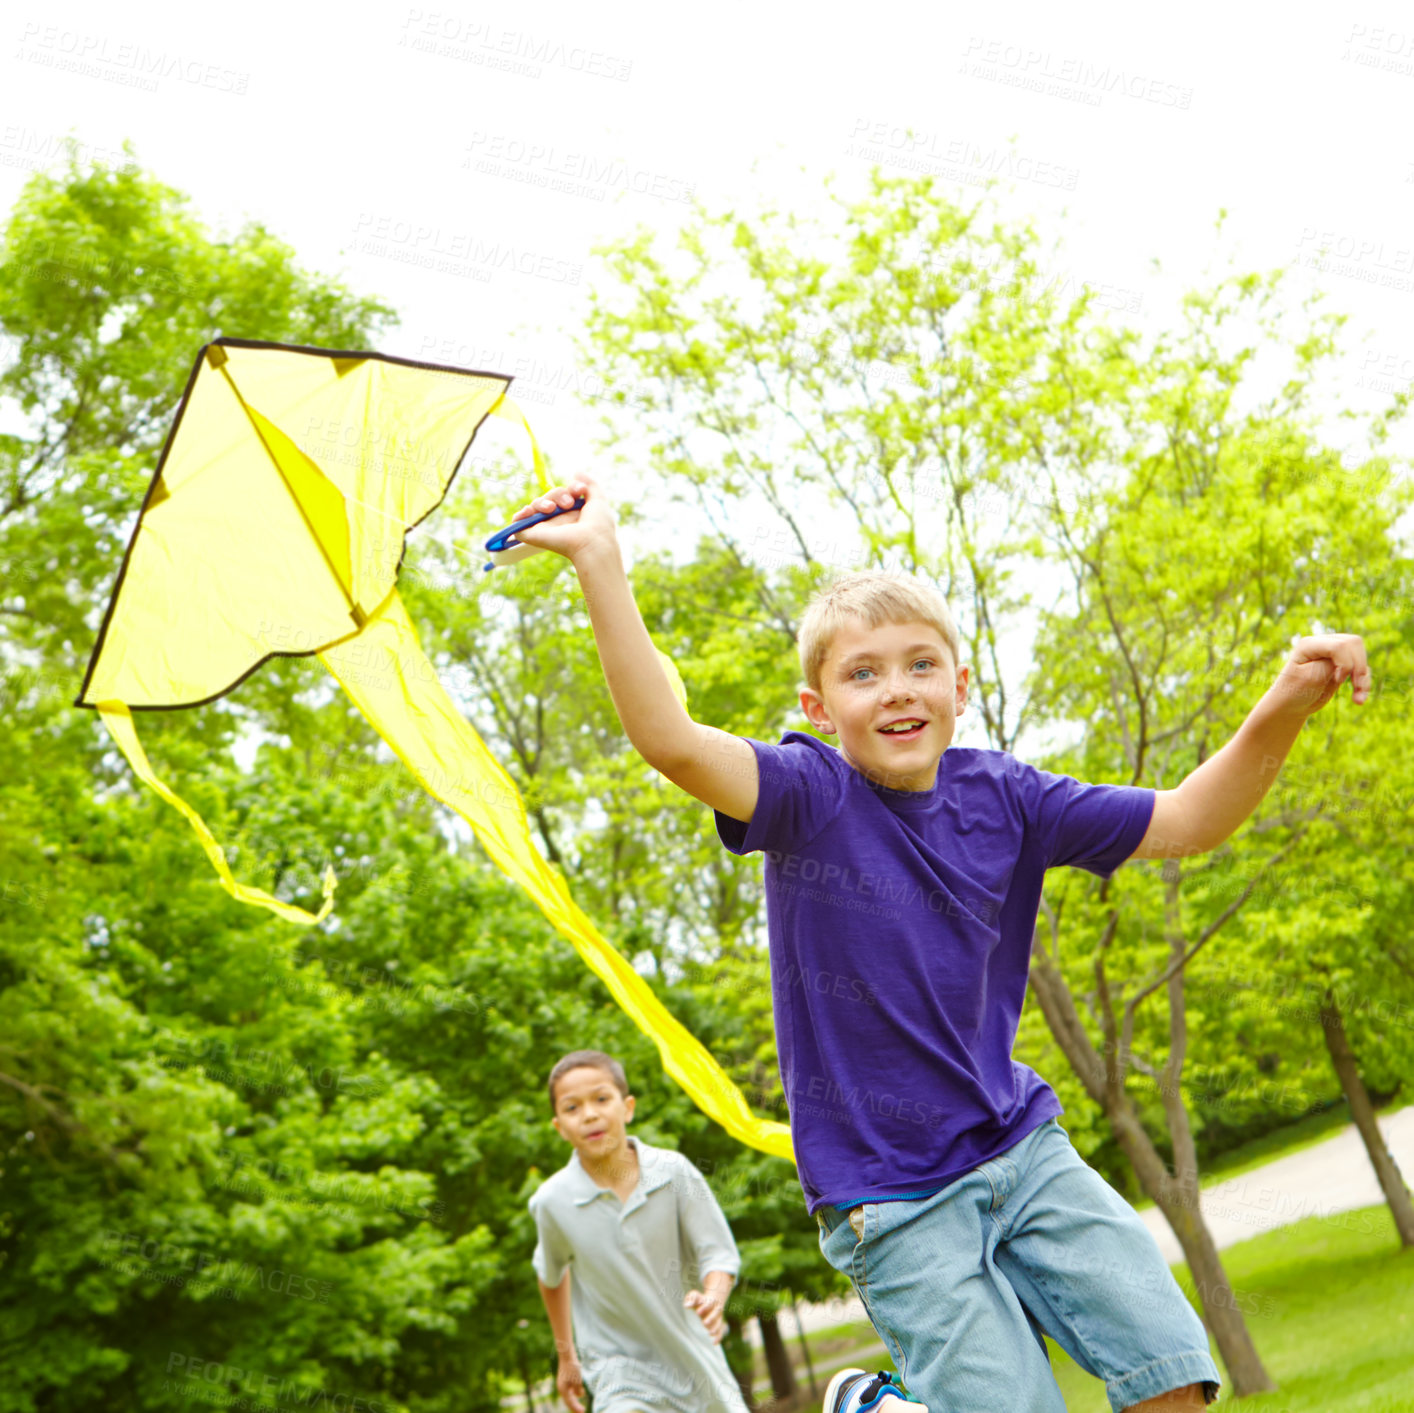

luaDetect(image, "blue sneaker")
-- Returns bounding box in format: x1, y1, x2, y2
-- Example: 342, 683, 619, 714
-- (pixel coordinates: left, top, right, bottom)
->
822, 1368, 927, 1412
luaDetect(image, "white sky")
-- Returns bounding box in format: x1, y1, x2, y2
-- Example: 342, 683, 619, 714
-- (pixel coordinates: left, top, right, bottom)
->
4, 0, 1412, 737
6, 0, 1412, 439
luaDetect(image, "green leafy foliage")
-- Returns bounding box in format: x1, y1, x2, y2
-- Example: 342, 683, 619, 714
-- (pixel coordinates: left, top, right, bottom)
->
5, 152, 1412, 1412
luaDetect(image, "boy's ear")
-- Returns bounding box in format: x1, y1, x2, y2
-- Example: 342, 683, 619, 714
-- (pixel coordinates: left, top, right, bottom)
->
799, 687, 834, 735
624, 1093, 636, 1124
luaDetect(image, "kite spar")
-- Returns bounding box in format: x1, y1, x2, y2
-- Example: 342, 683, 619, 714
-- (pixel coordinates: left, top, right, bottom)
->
78, 338, 793, 1163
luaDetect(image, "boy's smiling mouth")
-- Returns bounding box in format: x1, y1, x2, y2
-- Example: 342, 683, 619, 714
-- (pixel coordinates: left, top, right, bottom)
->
878, 718, 927, 739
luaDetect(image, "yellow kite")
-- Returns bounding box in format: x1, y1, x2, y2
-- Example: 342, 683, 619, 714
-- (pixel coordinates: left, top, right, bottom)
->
78, 338, 792, 1163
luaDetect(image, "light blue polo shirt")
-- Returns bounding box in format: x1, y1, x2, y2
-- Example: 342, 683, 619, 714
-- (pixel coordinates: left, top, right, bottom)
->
530, 1137, 747, 1413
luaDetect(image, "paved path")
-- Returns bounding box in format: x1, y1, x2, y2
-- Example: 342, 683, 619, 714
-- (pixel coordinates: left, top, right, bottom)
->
1140, 1103, 1414, 1262
777, 1106, 1414, 1337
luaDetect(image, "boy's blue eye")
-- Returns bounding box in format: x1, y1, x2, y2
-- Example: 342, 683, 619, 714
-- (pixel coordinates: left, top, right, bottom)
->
850, 661, 933, 680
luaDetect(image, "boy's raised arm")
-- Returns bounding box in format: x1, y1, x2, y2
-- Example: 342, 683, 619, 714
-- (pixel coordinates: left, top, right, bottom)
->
1128, 633, 1371, 861
503, 475, 759, 824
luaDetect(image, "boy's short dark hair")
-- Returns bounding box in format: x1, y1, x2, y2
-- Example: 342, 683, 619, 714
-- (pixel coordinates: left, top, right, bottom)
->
548, 1050, 629, 1111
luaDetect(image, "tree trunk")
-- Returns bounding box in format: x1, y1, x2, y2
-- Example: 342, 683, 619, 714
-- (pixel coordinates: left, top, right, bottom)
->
1029, 946, 1276, 1396
1320, 987, 1414, 1246
790, 1296, 820, 1397
759, 1309, 799, 1409
725, 1313, 758, 1412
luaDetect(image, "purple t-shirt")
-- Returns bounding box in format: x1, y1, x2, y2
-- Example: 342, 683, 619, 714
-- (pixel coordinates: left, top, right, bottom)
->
714, 731, 1154, 1214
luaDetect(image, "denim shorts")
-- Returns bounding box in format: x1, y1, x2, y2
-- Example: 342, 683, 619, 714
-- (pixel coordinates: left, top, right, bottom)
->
816, 1118, 1221, 1412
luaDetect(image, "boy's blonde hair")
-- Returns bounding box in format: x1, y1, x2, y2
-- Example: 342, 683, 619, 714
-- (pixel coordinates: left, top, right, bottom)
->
798, 570, 961, 695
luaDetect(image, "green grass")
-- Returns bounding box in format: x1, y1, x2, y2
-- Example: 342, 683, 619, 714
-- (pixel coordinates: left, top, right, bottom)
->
1049, 1205, 1413, 1410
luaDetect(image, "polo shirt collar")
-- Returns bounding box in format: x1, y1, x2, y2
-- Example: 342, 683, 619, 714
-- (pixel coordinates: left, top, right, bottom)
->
568, 1136, 673, 1207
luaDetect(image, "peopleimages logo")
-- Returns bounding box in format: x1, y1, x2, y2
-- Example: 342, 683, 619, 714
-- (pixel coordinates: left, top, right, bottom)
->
163, 1353, 387, 1412
779, 961, 879, 1006
350, 213, 582, 285
0, 126, 137, 174
800, 1074, 946, 1129
846, 120, 1081, 191
100, 1231, 333, 1303
398, 10, 632, 80
15, 22, 250, 92
959, 36, 1193, 108
763, 849, 997, 923
463, 133, 695, 204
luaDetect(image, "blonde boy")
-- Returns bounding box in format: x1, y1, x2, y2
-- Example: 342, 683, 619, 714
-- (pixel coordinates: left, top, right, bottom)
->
512, 476, 1370, 1413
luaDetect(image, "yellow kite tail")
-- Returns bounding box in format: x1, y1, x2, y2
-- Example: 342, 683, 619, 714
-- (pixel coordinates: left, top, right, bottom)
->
319, 593, 794, 1163
97, 703, 337, 926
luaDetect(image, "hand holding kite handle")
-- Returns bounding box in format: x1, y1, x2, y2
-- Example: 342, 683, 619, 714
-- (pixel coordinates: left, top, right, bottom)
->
483, 496, 587, 571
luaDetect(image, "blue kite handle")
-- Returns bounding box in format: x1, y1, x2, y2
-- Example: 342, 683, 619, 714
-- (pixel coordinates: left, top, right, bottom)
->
482, 496, 586, 571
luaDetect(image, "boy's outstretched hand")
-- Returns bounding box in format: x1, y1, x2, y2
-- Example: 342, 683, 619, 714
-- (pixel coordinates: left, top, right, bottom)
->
1131, 631, 1374, 862
684, 1287, 727, 1343
505, 473, 618, 566
1270, 633, 1372, 714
